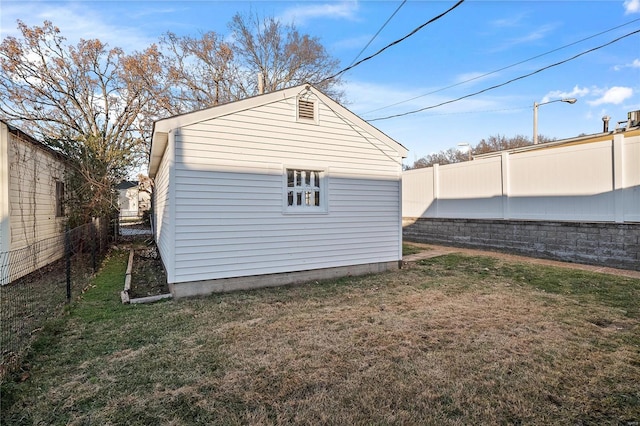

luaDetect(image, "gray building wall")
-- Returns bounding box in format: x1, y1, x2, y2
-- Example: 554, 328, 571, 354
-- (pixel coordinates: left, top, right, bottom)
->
403, 218, 640, 271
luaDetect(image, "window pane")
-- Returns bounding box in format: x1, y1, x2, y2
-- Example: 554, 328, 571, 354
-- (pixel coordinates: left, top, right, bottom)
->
56, 181, 64, 217
285, 169, 323, 209
287, 170, 294, 187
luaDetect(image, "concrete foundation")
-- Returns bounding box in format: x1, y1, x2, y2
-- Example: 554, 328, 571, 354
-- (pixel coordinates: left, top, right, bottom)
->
169, 261, 400, 298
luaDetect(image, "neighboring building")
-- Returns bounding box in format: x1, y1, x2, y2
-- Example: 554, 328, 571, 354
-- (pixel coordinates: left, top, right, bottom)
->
116, 180, 152, 219
148, 84, 408, 297
0, 121, 69, 284
116, 181, 140, 218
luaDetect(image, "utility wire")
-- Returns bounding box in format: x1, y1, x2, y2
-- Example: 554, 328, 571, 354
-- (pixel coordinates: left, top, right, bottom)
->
368, 28, 640, 122
347, 0, 407, 68
363, 17, 640, 115
418, 106, 531, 117
317, 0, 465, 84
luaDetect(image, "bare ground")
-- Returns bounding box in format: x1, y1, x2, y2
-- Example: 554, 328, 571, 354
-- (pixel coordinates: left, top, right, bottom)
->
128, 244, 169, 299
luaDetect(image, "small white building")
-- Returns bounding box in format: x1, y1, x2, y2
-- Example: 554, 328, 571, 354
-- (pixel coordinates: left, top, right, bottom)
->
116, 181, 140, 218
0, 121, 69, 284
148, 84, 407, 297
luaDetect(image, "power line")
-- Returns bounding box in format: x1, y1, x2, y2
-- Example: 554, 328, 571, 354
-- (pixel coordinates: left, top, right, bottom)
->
317, 0, 465, 84
417, 106, 531, 117
368, 28, 640, 122
363, 17, 640, 115
346, 0, 407, 68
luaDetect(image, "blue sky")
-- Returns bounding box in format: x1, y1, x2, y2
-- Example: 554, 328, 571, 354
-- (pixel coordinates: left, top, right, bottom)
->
2, 0, 639, 165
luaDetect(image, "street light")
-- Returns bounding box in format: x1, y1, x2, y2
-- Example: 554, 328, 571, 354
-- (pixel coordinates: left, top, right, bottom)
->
457, 143, 472, 161
533, 98, 577, 144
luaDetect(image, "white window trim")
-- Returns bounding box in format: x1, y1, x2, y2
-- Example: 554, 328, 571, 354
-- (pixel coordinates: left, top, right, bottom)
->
282, 165, 329, 215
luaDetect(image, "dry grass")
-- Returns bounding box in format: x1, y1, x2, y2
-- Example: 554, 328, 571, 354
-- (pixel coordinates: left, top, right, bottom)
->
2, 251, 639, 425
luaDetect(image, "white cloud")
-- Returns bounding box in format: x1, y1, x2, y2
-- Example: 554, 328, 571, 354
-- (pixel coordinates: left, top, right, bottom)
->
490, 12, 528, 28
489, 23, 557, 52
613, 58, 640, 70
541, 86, 590, 103
624, 0, 640, 14
1, 2, 155, 53
588, 86, 634, 106
342, 80, 506, 123
280, 1, 359, 25
332, 34, 374, 51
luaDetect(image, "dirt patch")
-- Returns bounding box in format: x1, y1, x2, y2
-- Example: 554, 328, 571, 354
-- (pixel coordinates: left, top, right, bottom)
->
129, 246, 169, 299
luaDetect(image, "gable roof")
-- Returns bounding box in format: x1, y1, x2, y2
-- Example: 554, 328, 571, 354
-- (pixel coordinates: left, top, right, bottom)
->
1, 119, 71, 165
149, 84, 407, 177
115, 180, 138, 190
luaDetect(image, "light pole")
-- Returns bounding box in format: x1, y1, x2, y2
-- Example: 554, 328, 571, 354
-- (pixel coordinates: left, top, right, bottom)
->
457, 143, 471, 161
533, 98, 577, 144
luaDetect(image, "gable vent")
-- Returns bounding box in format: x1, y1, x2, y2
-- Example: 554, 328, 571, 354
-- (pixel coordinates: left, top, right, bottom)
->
298, 99, 315, 120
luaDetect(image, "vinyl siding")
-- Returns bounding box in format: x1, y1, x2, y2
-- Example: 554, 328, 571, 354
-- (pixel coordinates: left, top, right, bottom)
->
170, 94, 403, 283
0, 124, 9, 283
153, 135, 174, 282
2, 127, 67, 283
8, 131, 66, 249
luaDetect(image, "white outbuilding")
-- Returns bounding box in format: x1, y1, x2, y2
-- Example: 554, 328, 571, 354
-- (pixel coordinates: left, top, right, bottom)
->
148, 84, 407, 297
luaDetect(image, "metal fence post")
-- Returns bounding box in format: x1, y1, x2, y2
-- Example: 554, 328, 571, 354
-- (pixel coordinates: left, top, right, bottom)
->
91, 219, 97, 273
65, 226, 71, 302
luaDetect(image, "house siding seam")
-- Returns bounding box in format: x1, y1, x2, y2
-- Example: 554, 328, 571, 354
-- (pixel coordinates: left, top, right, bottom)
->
169, 95, 403, 284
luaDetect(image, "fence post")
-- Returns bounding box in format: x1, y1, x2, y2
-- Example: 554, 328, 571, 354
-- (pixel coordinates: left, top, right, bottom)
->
91, 218, 97, 273
612, 134, 624, 223
433, 164, 440, 217
65, 225, 71, 302
501, 152, 510, 220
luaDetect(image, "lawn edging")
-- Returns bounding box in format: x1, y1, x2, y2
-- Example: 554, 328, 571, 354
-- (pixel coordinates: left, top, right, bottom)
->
121, 248, 172, 305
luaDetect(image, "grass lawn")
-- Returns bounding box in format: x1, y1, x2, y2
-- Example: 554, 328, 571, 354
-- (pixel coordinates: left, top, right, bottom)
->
2, 249, 639, 425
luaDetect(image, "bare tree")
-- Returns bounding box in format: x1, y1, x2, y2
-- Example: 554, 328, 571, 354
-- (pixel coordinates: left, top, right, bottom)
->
407, 134, 556, 170
408, 148, 468, 169
159, 31, 237, 115
229, 12, 343, 101
0, 20, 163, 223
474, 134, 531, 155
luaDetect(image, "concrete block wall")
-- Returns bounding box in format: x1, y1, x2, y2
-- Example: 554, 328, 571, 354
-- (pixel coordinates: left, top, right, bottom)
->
403, 218, 640, 271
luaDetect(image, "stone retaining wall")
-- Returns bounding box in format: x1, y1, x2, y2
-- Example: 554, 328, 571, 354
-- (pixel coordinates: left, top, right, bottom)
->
403, 218, 640, 271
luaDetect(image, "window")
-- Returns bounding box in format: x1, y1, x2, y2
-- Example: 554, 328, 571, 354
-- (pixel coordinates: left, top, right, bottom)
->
285, 168, 326, 213
55, 181, 65, 217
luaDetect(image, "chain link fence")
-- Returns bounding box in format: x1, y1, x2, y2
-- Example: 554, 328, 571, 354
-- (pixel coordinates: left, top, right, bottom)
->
0, 217, 114, 377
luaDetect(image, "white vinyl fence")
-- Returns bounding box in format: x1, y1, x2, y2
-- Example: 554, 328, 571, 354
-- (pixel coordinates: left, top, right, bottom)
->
403, 132, 640, 223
